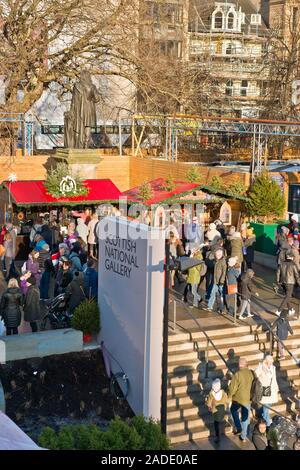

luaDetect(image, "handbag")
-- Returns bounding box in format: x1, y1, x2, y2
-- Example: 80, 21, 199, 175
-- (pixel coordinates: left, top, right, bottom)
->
227, 284, 238, 295
262, 376, 273, 397
0, 244, 5, 257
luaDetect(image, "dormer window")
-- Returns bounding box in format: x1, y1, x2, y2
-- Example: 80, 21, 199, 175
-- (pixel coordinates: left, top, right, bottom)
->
212, 8, 224, 30
226, 6, 237, 30
227, 12, 235, 29
251, 14, 261, 25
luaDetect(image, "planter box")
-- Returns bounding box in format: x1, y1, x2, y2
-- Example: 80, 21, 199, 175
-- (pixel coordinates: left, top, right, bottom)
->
250, 222, 278, 255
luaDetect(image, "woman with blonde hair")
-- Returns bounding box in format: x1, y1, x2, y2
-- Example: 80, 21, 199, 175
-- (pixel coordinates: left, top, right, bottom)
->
0, 278, 23, 335
255, 355, 279, 427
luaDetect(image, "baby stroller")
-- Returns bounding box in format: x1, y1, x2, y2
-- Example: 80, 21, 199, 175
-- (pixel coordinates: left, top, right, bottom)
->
41, 293, 73, 330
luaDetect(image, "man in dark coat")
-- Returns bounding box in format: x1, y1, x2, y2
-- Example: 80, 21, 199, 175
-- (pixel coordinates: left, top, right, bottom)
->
24, 276, 41, 332
65, 271, 86, 314
0, 278, 23, 335
84, 258, 98, 299
238, 269, 258, 319
276, 251, 300, 317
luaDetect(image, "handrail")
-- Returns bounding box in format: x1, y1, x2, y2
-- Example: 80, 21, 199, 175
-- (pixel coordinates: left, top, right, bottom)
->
251, 305, 300, 367
170, 288, 235, 376
169, 290, 299, 425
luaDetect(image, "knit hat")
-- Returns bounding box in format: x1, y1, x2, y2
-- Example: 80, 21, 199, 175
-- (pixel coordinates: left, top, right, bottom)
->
212, 378, 221, 393
209, 223, 216, 230
228, 256, 238, 267
59, 243, 68, 250
291, 214, 299, 222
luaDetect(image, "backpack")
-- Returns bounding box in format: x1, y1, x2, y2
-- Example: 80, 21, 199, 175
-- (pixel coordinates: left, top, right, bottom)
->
250, 370, 263, 407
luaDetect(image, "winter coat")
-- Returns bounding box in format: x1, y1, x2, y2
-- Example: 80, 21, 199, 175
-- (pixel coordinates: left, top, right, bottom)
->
24, 285, 41, 322
252, 427, 268, 450
87, 218, 98, 244
84, 267, 98, 299
26, 258, 41, 287
206, 390, 228, 416
244, 235, 256, 264
229, 237, 244, 264
228, 368, 254, 407
4, 239, 14, 258
37, 249, 50, 272
255, 362, 279, 405
227, 267, 240, 287
40, 225, 53, 248
65, 273, 86, 313
187, 253, 203, 285
169, 240, 185, 258
240, 271, 254, 301
273, 317, 293, 341
277, 241, 290, 265
280, 260, 300, 285
186, 223, 204, 244
0, 275, 7, 300
0, 287, 23, 328
76, 219, 88, 244
58, 269, 73, 292
213, 257, 227, 285
291, 246, 300, 271
69, 251, 83, 273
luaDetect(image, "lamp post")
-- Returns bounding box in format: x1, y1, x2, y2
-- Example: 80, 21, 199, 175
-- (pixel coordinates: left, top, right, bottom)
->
161, 246, 204, 435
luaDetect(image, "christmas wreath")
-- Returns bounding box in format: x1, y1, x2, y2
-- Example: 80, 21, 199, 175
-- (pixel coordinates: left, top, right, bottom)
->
45, 163, 88, 199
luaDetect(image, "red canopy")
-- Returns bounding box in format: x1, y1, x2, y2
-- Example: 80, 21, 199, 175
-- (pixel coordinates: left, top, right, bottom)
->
4, 179, 121, 206
122, 178, 199, 206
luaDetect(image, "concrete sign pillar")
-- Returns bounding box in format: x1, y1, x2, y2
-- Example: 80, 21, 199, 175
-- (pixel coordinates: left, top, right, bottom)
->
98, 217, 165, 420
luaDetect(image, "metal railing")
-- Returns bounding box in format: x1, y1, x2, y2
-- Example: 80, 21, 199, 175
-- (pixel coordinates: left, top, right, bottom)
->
169, 289, 300, 425
169, 288, 235, 379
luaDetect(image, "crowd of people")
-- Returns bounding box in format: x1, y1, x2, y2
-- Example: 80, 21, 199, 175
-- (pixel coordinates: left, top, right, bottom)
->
169, 214, 300, 330
0, 212, 100, 336
207, 355, 300, 449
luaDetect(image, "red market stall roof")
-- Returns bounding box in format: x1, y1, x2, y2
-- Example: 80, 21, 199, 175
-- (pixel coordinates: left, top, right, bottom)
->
122, 178, 200, 206
3, 179, 122, 206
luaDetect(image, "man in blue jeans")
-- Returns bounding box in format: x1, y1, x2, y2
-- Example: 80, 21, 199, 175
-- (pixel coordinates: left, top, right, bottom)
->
204, 249, 226, 313
228, 358, 254, 443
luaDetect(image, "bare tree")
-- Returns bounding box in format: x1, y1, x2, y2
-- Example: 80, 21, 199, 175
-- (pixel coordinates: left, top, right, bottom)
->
263, 6, 300, 121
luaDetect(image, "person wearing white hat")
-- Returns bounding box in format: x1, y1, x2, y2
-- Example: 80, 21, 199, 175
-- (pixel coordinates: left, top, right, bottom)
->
207, 378, 228, 444
206, 223, 221, 244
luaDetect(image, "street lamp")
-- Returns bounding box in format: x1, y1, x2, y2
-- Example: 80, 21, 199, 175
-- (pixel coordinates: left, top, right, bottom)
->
161, 243, 204, 434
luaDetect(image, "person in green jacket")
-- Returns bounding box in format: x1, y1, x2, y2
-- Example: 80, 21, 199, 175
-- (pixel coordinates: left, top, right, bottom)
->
228, 357, 254, 443
186, 248, 203, 308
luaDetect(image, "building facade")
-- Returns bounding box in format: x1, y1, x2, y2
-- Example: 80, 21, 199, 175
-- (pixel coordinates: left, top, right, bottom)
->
188, 0, 270, 117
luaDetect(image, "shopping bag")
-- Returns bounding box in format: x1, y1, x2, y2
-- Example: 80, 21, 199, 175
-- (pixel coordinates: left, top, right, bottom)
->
227, 284, 238, 295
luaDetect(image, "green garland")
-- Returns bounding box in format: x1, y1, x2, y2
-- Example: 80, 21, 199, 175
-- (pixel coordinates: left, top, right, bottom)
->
45, 163, 88, 199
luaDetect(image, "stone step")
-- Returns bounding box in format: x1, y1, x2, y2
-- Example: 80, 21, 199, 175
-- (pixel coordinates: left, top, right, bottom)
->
168, 383, 203, 398
167, 414, 231, 433
169, 338, 263, 358
169, 370, 219, 387
167, 357, 261, 375
168, 422, 232, 445
277, 365, 300, 379
168, 326, 253, 345
167, 403, 203, 421
192, 333, 256, 348
167, 392, 207, 409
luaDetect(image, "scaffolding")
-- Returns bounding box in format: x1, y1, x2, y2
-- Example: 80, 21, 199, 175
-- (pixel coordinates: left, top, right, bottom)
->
0, 113, 34, 157
131, 113, 300, 179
